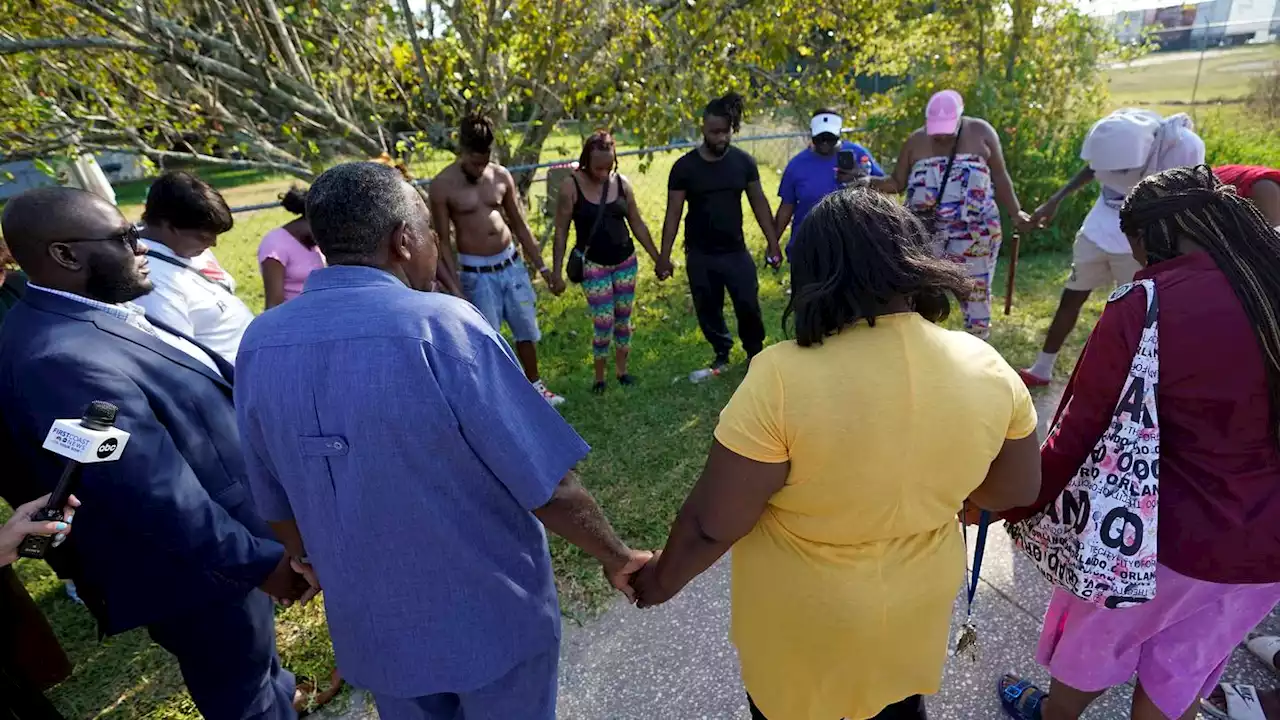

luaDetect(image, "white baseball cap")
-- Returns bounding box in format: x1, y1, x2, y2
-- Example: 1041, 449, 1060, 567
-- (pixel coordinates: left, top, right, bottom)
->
811, 112, 843, 138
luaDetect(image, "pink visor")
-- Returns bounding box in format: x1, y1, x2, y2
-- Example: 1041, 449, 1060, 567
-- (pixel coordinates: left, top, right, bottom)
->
926, 90, 964, 136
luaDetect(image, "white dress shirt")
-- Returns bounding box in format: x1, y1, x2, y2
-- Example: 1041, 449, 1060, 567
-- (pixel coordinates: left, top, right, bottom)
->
133, 241, 255, 363
26, 283, 222, 374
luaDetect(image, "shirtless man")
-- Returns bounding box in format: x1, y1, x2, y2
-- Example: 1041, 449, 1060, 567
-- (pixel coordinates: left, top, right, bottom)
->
430, 113, 565, 406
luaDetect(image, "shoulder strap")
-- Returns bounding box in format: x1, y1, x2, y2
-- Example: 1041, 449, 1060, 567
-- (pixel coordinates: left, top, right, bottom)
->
144, 250, 231, 294
936, 119, 964, 202
583, 174, 612, 253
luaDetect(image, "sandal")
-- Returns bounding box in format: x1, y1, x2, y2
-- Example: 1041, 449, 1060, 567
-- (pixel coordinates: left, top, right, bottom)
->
591, 381, 607, 395
1249, 636, 1280, 674
1202, 683, 1266, 720
293, 668, 345, 718
999, 673, 1047, 720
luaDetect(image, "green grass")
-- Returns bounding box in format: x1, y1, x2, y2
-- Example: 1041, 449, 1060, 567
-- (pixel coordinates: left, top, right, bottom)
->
1108, 43, 1280, 107
113, 168, 289, 209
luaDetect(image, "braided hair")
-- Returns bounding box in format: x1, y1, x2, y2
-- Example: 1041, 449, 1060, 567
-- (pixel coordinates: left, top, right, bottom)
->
1120, 164, 1280, 442
704, 92, 745, 133
459, 112, 495, 153
577, 130, 618, 174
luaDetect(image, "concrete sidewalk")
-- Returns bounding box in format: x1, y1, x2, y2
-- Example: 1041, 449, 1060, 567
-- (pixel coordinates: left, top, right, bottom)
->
326, 383, 1280, 718
556, 525, 1280, 720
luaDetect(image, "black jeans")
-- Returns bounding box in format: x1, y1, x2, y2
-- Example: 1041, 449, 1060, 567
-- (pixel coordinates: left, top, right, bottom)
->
748, 694, 927, 720
685, 247, 765, 361
146, 590, 296, 720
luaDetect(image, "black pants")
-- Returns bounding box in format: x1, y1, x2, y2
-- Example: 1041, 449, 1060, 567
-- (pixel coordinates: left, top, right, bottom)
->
748, 694, 927, 720
146, 590, 296, 720
686, 247, 765, 361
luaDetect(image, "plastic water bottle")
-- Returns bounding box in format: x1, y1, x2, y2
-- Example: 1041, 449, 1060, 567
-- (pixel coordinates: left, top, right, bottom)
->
689, 368, 721, 383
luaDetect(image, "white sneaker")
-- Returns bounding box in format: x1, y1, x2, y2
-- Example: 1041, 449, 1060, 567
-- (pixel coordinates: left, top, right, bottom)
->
533, 379, 566, 407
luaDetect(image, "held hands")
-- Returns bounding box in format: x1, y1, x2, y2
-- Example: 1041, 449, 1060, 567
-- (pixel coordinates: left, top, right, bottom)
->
291, 557, 322, 606
764, 243, 783, 271
632, 551, 676, 609
602, 548, 653, 603
261, 553, 314, 608
0, 493, 79, 567
959, 501, 986, 526
548, 271, 567, 296
1012, 209, 1036, 233
654, 256, 675, 281
539, 267, 566, 296
1024, 199, 1060, 231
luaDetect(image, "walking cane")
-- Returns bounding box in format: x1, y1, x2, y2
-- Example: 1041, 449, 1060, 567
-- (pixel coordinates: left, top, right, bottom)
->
1004, 231, 1021, 316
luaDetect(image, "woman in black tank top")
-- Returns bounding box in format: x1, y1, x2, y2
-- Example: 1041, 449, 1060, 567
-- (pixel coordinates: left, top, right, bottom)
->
552, 131, 666, 393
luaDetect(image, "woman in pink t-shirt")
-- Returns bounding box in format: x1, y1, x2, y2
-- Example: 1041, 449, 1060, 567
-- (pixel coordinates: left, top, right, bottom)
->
258, 187, 325, 308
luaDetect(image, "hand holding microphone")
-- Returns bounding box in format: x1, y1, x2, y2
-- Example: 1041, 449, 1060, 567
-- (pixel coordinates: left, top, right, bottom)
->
1, 493, 80, 567
18, 401, 129, 560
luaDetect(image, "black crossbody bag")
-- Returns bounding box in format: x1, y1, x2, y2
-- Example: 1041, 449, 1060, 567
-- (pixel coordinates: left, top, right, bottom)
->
915, 119, 964, 235
567, 174, 616, 284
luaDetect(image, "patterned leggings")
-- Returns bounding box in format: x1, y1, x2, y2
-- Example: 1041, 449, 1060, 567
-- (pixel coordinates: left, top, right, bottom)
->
933, 228, 1001, 340
583, 255, 638, 358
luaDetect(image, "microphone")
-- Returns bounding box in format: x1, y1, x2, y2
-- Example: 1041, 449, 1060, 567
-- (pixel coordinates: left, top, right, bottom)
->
17, 401, 130, 560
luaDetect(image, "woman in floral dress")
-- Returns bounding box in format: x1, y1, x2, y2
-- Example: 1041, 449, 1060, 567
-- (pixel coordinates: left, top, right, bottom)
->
872, 90, 1030, 339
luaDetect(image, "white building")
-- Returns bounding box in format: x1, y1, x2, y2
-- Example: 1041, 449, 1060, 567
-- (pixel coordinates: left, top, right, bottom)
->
1108, 0, 1279, 48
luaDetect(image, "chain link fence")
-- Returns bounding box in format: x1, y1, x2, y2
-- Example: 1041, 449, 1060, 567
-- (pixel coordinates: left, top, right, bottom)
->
215, 128, 843, 310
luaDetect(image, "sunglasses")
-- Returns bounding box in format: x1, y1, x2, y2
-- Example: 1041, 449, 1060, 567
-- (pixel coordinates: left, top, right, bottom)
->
56, 226, 142, 252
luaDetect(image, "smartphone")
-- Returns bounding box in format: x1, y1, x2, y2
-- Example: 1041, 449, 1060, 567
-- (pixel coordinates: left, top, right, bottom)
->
837, 150, 857, 171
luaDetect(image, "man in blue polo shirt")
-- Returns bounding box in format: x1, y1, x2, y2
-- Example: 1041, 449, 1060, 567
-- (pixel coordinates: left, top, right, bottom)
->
235, 162, 650, 719
775, 109, 884, 258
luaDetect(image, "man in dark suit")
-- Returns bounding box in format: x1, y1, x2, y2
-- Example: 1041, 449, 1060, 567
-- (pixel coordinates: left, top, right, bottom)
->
0, 187, 303, 720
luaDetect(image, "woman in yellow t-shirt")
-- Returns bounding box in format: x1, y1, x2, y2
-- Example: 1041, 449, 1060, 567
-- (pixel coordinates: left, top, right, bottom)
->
633, 187, 1042, 720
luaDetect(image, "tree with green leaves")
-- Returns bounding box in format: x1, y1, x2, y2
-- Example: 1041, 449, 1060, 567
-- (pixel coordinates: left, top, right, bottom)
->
1, 0, 444, 178
419, 0, 933, 170
2, 0, 939, 181
2, 0, 1137, 191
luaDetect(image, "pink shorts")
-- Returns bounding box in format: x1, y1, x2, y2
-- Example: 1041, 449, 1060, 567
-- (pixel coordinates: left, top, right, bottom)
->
1037, 563, 1280, 718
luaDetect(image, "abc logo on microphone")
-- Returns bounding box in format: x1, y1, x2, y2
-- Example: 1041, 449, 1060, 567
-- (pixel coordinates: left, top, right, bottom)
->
96, 438, 119, 459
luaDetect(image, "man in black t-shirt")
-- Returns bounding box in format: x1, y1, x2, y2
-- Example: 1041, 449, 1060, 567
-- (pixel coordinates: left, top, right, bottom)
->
660, 92, 780, 370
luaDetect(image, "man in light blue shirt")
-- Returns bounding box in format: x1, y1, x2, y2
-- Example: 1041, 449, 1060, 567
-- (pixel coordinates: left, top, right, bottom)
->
234, 162, 650, 719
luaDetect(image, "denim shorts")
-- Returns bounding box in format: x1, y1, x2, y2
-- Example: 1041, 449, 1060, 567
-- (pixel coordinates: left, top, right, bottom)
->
460, 260, 542, 343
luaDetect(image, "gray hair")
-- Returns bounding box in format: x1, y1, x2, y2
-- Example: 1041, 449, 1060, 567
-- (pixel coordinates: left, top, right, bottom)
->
306, 162, 417, 263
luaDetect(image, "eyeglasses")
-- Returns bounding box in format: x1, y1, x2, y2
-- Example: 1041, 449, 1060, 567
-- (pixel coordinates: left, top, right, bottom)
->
55, 226, 142, 252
